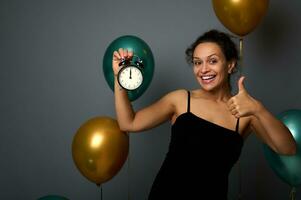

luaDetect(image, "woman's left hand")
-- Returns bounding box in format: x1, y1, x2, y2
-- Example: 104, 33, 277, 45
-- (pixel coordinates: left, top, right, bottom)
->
227, 76, 262, 118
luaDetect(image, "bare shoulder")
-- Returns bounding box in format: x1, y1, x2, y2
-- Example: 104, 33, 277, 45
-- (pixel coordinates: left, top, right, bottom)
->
165, 89, 187, 99
148, 89, 187, 114
128, 89, 188, 132
163, 89, 188, 106
165, 89, 189, 123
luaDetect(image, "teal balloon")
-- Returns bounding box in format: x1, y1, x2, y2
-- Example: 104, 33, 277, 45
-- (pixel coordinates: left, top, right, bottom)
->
103, 35, 155, 101
37, 195, 69, 200
263, 109, 301, 187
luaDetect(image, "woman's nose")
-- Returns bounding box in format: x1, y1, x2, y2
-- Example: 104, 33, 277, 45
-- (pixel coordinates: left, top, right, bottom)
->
201, 63, 210, 73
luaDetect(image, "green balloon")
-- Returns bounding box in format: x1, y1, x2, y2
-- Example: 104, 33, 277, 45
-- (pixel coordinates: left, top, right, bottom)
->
263, 109, 301, 187
37, 195, 69, 200
103, 35, 155, 101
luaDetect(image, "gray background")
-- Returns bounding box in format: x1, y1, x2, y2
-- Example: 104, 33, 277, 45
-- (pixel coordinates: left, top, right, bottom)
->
1, 0, 301, 199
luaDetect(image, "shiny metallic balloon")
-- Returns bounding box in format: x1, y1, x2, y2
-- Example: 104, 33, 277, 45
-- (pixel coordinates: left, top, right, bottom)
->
263, 109, 301, 187
212, 0, 269, 36
72, 116, 129, 185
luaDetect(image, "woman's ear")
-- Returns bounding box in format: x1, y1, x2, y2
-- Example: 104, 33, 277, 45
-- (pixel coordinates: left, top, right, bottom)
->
227, 60, 237, 74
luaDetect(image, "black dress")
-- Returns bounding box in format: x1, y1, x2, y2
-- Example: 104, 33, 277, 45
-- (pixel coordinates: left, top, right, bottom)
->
148, 91, 244, 200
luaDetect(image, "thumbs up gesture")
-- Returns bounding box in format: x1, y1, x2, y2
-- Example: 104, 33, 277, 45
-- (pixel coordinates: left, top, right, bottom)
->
227, 76, 261, 118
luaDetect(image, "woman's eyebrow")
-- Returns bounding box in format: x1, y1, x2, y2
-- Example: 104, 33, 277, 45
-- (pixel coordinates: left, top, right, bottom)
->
193, 54, 218, 60
207, 54, 218, 58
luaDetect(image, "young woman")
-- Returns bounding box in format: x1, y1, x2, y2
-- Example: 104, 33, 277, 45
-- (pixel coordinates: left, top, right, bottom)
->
112, 30, 296, 199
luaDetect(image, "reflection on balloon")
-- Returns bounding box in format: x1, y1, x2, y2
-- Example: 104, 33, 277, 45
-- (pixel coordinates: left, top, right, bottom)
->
37, 195, 69, 200
72, 116, 129, 186
103, 35, 155, 101
212, 0, 269, 36
263, 109, 301, 187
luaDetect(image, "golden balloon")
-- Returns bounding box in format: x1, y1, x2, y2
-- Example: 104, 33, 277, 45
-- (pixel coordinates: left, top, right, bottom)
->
212, 0, 269, 36
72, 116, 129, 185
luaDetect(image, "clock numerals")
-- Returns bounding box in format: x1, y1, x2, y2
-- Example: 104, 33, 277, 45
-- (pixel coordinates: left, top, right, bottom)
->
118, 66, 143, 90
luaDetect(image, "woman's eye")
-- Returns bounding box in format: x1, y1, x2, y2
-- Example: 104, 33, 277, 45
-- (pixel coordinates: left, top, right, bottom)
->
193, 60, 202, 65
209, 59, 217, 64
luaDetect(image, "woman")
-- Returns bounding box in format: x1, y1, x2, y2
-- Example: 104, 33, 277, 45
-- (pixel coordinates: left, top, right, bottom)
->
112, 30, 296, 199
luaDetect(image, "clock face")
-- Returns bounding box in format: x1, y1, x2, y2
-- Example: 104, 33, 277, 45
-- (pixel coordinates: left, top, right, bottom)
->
118, 65, 143, 90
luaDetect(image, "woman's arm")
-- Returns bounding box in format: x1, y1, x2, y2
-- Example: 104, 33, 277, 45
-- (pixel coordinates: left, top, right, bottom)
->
250, 103, 297, 155
228, 76, 297, 155
113, 48, 175, 132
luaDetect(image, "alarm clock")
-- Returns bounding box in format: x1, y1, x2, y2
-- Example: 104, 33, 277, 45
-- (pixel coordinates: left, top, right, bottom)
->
117, 55, 144, 91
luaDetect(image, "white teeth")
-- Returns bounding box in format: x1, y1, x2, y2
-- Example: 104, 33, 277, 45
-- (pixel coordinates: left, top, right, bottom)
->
201, 75, 216, 80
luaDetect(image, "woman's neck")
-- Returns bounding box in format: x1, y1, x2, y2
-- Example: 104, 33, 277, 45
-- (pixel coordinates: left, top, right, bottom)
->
199, 85, 232, 103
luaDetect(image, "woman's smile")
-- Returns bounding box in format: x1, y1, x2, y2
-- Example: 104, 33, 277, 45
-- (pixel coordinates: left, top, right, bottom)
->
200, 74, 217, 84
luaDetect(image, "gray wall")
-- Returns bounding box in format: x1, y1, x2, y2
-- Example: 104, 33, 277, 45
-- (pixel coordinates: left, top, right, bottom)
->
1, 0, 301, 199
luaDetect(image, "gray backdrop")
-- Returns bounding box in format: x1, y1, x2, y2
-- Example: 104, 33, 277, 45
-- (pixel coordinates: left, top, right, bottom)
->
1, 0, 301, 199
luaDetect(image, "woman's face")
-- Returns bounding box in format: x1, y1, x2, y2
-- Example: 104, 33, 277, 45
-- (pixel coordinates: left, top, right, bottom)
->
192, 42, 235, 92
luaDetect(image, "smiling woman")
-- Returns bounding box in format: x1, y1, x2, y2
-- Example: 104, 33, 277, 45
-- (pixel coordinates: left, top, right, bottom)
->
112, 29, 297, 199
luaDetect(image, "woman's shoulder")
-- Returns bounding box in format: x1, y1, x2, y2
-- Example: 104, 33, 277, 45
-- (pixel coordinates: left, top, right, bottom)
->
158, 89, 188, 107
164, 89, 189, 121
161, 89, 190, 110
164, 89, 189, 99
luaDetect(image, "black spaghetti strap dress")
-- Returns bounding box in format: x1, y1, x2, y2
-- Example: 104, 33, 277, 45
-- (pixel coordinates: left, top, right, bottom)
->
148, 91, 244, 200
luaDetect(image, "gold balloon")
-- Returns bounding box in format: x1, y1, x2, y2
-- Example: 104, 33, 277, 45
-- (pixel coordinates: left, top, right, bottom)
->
212, 0, 269, 36
72, 116, 129, 185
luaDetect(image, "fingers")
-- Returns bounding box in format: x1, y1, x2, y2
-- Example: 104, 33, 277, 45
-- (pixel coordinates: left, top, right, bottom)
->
119, 48, 126, 58
128, 50, 133, 57
230, 107, 240, 117
234, 113, 240, 118
230, 109, 238, 116
113, 48, 133, 61
229, 105, 240, 118
113, 51, 121, 61
228, 104, 236, 112
228, 103, 238, 114
112, 48, 133, 75
227, 97, 235, 108
227, 97, 240, 118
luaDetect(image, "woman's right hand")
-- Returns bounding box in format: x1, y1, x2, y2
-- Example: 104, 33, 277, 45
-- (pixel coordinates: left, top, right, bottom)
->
112, 48, 133, 76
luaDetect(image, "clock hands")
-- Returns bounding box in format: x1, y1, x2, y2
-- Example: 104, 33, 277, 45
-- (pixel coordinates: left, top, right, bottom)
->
118, 65, 143, 91
117, 55, 144, 90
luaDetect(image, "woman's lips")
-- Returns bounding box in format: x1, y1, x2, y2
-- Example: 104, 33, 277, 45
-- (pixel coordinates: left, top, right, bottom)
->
200, 75, 216, 84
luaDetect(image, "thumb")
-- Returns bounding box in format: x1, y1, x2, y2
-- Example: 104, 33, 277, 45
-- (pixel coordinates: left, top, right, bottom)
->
238, 76, 246, 92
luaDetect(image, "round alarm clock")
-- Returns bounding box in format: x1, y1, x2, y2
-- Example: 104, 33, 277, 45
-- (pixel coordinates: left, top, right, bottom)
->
117, 55, 144, 91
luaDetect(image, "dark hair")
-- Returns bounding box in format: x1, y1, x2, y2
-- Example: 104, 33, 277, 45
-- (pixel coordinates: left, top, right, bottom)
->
185, 29, 239, 67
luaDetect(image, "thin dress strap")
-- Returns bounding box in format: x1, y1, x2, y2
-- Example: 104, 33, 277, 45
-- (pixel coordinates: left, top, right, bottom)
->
187, 90, 190, 113
235, 118, 240, 133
